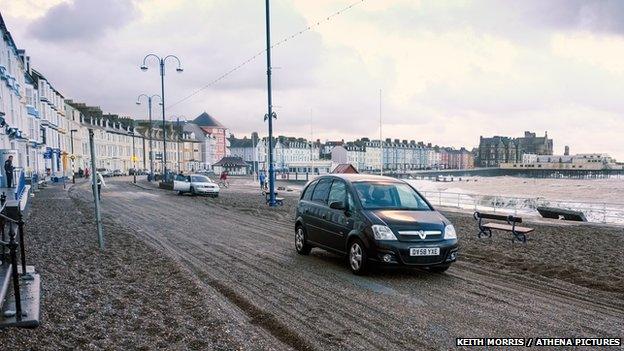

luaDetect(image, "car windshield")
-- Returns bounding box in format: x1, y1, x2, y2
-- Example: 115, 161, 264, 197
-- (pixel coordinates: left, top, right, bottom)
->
353, 181, 431, 210
191, 175, 211, 183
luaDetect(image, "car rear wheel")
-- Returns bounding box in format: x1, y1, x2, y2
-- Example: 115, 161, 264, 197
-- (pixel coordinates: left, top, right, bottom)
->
295, 226, 312, 255
348, 239, 368, 275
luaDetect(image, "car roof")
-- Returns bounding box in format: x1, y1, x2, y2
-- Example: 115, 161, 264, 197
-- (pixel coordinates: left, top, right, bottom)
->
318, 173, 404, 183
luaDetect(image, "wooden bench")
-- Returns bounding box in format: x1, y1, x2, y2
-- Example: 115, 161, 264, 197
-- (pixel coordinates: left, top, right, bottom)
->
264, 191, 284, 206
473, 212, 534, 243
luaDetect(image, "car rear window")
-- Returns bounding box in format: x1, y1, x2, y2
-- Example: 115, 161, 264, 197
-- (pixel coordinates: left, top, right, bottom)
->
311, 178, 331, 203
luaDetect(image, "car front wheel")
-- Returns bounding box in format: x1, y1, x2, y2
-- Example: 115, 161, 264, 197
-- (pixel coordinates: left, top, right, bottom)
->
295, 226, 312, 255
348, 239, 368, 275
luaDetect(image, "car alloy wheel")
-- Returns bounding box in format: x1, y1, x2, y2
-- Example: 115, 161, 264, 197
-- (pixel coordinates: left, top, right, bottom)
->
350, 243, 362, 271
295, 228, 304, 251
295, 226, 311, 255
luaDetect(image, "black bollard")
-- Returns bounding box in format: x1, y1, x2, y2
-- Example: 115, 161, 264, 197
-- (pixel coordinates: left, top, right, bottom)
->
17, 211, 28, 278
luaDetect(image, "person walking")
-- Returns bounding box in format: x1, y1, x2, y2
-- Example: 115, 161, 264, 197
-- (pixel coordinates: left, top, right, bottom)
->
259, 171, 266, 192
4, 155, 14, 188
96, 171, 106, 200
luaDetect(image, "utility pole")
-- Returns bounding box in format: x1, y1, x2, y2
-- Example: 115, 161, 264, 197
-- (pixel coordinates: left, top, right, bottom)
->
88, 129, 104, 250
265, 0, 276, 206
142, 136, 146, 171
176, 117, 181, 173
379, 89, 383, 176
310, 108, 314, 177
252, 132, 257, 180
131, 132, 137, 184
70, 129, 77, 183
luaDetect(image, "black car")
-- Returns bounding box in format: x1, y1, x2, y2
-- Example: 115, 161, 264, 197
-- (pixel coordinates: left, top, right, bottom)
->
295, 174, 458, 274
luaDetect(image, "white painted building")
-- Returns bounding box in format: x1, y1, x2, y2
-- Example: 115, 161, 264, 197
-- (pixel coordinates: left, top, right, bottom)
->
331, 144, 366, 171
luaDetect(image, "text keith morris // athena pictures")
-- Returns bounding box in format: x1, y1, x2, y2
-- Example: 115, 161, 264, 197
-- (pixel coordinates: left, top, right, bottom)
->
456, 337, 622, 347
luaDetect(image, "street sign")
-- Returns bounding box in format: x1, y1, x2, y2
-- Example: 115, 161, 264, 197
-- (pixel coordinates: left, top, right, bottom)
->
131, 155, 138, 162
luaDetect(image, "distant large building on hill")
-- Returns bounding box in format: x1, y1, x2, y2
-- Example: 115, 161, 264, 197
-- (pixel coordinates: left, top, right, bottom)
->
477, 131, 553, 167
193, 112, 228, 166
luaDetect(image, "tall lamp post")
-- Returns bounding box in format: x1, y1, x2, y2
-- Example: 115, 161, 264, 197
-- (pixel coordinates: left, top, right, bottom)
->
140, 54, 183, 181
265, 0, 277, 206
70, 129, 78, 183
136, 94, 161, 181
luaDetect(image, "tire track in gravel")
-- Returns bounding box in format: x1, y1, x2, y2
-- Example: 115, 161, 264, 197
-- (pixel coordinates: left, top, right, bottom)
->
83, 183, 443, 349
101, 183, 624, 342
74, 180, 624, 349
195, 190, 624, 327
453, 258, 624, 316
100, 185, 431, 350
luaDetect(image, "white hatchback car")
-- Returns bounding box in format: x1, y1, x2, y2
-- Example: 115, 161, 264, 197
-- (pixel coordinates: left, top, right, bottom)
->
173, 174, 220, 197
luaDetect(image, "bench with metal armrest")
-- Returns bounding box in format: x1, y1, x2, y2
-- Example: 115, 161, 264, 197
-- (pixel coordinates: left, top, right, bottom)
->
473, 212, 534, 243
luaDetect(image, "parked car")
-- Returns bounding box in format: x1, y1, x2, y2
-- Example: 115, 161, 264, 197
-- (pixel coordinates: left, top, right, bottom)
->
112, 169, 123, 177
173, 174, 220, 197
97, 168, 112, 177
294, 174, 458, 275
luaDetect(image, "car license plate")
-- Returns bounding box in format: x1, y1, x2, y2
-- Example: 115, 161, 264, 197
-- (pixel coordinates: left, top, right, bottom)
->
410, 247, 440, 256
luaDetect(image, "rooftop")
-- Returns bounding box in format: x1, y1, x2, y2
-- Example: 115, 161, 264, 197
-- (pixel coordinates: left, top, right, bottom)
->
194, 112, 225, 128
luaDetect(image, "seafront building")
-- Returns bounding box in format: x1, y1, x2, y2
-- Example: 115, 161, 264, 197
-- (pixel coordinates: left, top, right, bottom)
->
501, 153, 623, 170
477, 131, 553, 167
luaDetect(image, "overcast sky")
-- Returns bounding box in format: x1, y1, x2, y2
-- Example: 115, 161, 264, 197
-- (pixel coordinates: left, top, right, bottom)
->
2, 0, 623, 159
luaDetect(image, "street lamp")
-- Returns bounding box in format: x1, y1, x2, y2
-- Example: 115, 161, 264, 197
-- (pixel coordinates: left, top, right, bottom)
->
70, 129, 78, 183
265, 0, 277, 206
140, 54, 183, 182
136, 93, 162, 181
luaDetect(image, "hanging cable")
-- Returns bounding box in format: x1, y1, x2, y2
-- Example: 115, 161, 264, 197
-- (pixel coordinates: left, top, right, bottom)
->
166, 0, 366, 110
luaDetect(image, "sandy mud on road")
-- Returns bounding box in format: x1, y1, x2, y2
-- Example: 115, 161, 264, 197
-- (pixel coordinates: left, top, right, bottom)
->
64, 178, 623, 350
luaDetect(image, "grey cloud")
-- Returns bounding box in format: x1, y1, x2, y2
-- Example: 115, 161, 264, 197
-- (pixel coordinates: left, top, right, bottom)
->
360, 0, 624, 41
27, 0, 137, 42
519, 0, 624, 34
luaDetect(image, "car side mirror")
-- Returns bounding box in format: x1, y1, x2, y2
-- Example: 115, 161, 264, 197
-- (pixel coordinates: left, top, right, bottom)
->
329, 201, 346, 210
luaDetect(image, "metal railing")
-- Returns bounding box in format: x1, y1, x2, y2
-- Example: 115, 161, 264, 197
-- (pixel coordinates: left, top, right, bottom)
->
420, 190, 624, 225
0, 193, 30, 321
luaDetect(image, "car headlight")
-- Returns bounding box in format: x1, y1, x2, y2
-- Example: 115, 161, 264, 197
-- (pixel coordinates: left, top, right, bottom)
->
444, 224, 457, 240
371, 225, 398, 241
